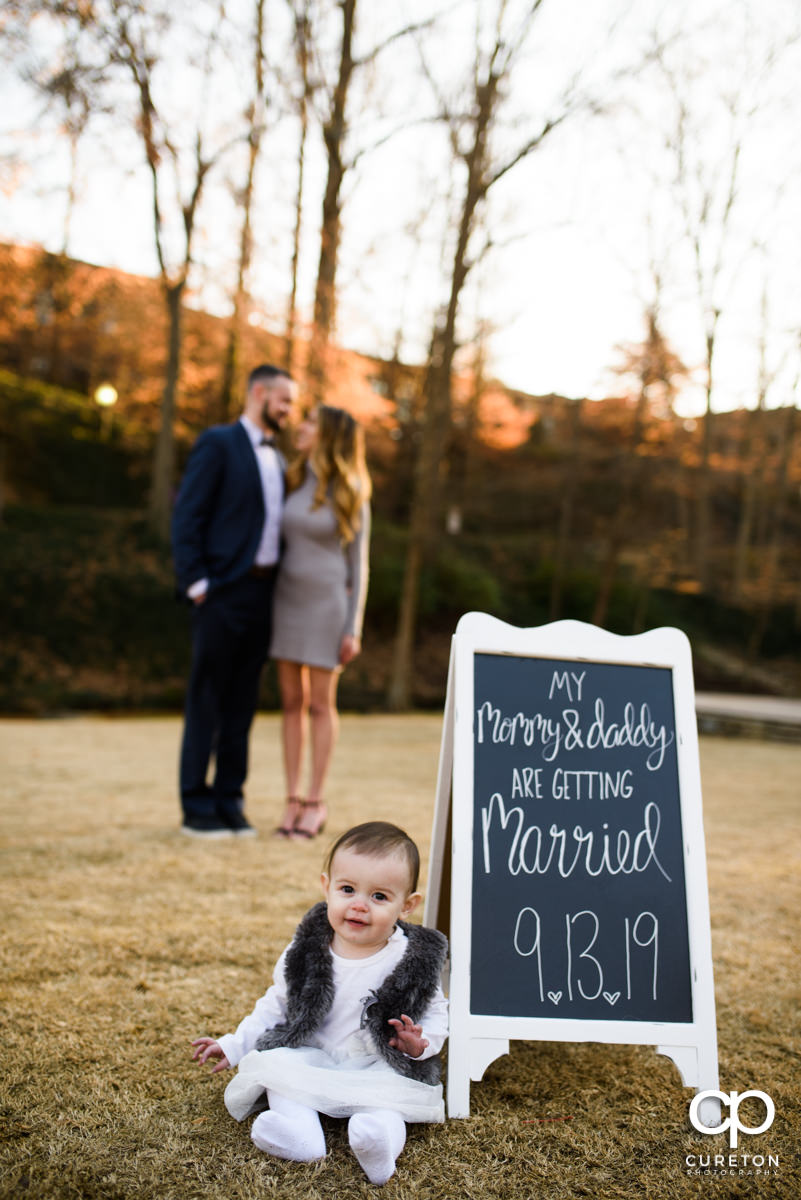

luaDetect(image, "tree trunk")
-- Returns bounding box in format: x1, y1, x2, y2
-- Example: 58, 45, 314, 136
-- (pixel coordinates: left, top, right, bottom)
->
149, 281, 184, 539
592, 454, 646, 630
0, 436, 6, 525
631, 550, 653, 634
219, 303, 242, 424
386, 0, 583, 702
591, 487, 628, 628
385, 338, 451, 711
593, 361, 652, 626
386, 68, 498, 707
748, 403, 797, 659
307, 0, 356, 405
694, 330, 716, 590
386, 538, 423, 711
219, 138, 258, 419
63, 129, 80, 256
550, 398, 582, 618
384, 344, 464, 710
733, 406, 764, 599
221, 0, 266, 417
450, 335, 486, 523
285, 2, 312, 374
285, 101, 307, 375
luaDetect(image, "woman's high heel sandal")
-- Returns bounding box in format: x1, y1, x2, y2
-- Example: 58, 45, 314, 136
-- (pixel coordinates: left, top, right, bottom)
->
275, 796, 303, 838
291, 799, 327, 840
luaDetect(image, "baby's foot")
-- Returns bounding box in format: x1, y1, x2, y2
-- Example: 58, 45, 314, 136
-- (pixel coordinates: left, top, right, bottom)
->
348, 1110, 406, 1185
251, 1110, 326, 1162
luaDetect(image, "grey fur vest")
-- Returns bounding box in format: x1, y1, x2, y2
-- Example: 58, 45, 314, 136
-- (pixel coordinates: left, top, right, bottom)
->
255, 901, 448, 1086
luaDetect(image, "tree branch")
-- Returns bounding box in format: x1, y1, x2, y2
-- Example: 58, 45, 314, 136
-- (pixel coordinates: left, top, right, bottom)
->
353, 14, 437, 70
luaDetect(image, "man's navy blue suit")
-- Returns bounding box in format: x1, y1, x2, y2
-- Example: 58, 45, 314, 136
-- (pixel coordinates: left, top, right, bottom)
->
172, 420, 282, 827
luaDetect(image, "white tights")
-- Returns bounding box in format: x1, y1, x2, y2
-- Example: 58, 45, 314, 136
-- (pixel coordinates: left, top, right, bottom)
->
250, 1090, 407, 1185
251, 1091, 326, 1162
348, 1108, 407, 1185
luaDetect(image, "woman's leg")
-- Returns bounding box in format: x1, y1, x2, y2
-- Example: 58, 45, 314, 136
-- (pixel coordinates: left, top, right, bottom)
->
275, 660, 308, 832
347, 1108, 406, 1185
307, 666, 339, 802
292, 666, 338, 837
251, 1090, 326, 1161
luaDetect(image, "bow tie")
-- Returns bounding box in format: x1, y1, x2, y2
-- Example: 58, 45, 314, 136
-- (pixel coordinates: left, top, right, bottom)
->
259, 436, 274, 447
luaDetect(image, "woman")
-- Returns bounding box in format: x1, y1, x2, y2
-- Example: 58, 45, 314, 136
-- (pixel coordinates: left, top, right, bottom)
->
270, 404, 371, 839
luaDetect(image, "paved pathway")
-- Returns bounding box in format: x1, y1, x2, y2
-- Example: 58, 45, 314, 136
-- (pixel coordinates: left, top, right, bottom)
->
695, 692, 801, 742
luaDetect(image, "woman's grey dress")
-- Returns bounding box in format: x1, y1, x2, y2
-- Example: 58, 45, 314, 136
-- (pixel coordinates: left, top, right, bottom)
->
270, 466, 370, 670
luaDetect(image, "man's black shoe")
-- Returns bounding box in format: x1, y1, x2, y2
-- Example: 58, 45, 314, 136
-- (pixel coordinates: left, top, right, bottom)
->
181, 817, 234, 839
225, 812, 258, 838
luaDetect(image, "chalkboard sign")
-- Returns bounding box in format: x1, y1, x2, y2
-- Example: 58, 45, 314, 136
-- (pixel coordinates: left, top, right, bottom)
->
471, 651, 692, 1022
425, 614, 719, 1120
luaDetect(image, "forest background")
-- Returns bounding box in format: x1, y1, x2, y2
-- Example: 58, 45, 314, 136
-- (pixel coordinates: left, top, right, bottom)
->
1, 0, 800, 714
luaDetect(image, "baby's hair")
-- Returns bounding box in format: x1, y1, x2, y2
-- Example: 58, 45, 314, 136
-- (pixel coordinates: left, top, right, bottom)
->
324, 821, 420, 893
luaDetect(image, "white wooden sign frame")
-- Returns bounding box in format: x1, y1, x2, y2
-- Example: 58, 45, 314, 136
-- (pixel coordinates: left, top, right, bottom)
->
424, 613, 719, 1122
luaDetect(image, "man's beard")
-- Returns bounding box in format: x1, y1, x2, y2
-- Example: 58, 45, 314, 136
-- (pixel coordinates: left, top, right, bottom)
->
262, 406, 282, 434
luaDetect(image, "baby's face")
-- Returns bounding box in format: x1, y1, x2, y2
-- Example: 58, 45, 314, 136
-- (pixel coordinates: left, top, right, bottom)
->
321, 847, 421, 959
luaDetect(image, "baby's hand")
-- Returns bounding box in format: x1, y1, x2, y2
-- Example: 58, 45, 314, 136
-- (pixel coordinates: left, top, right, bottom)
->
388, 1014, 429, 1059
190, 1037, 231, 1074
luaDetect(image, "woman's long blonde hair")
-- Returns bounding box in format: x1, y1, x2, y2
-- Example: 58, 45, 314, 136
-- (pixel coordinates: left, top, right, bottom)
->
286, 405, 371, 544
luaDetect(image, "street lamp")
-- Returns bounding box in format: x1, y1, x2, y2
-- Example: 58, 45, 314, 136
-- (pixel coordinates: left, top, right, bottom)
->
94, 382, 118, 439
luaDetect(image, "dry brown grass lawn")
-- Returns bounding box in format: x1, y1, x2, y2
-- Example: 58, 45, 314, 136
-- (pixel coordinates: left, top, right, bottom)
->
1, 715, 799, 1199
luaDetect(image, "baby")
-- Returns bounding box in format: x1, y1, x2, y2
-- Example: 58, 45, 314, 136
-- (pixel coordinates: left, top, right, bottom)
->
192, 820, 449, 1184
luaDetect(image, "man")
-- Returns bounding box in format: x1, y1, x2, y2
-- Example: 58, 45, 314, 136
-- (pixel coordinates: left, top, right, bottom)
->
172, 364, 297, 837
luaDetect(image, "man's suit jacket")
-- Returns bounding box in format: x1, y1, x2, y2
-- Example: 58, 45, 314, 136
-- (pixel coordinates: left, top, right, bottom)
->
171, 421, 281, 596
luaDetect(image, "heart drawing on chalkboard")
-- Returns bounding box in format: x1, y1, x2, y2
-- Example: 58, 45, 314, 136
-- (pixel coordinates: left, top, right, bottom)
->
603, 991, 621, 1006
547, 991, 562, 1005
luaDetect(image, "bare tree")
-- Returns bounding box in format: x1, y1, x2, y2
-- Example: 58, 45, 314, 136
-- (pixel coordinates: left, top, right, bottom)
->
15, 0, 252, 534
36, 53, 98, 255
747, 387, 799, 660
653, 12, 799, 591
301, 0, 436, 403
591, 295, 690, 628
658, 62, 742, 590
549, 397, 583, 620
220, 0, 269, 419
387, 0, 599, 709
304, 0, 357, 404
109, 2, 250, 534
284, 0, 315, 373
9, 13, 107, 377
449, 316, 491, 528
733, 280, 772, 599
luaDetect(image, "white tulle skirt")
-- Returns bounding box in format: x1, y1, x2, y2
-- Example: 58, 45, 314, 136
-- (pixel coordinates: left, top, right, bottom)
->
224, 1046, 445, 1124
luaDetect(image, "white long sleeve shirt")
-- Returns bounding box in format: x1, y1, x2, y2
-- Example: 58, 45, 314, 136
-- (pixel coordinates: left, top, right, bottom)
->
217, 926, 449, 1068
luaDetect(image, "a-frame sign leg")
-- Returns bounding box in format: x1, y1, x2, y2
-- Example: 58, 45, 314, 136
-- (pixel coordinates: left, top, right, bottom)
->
425, 650, 455, 937
425, 650, 471, 1116
657, 1042, 721, 1126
